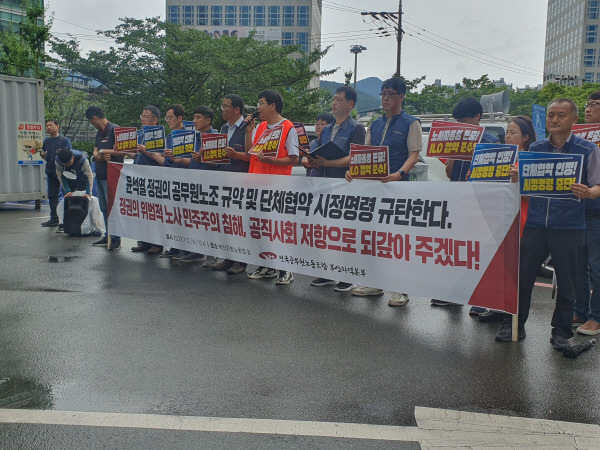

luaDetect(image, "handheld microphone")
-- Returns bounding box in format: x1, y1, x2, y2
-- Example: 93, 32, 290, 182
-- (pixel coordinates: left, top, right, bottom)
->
238, 111, 259, 130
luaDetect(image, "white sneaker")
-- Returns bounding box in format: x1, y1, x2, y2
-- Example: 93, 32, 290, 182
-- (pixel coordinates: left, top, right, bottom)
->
388, 292, 409, 306
247, 266, 278, 279
352, 286, 384, 296
275, 272, 294, 285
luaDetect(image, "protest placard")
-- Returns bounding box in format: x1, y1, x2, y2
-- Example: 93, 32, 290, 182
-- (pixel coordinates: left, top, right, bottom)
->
171, 129, 196, 157
468, 143, 517, 182
248, 125, 283, 158
183, 121, 195, 132
143, 126, 165, 152
294, 123, 311, 151
349, 144, 389, 180
108, 163, 520, 314
114, 127, 138, 153
572, 123, 600, 146
518, 151, 583, 200
201, 133, 230, 164
426, 121, 484, 160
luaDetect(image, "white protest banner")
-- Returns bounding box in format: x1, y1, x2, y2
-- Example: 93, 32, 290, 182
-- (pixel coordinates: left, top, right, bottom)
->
108, 163, 520, 313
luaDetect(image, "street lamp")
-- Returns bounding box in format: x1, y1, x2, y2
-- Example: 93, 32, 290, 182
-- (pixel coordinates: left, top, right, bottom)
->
350, 45, 367, 89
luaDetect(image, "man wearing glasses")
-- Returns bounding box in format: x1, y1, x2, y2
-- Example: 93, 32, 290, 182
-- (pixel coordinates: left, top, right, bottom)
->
345, 77, 422, 307
574, 93, 600, 336
131, 105, 164, 255
143, 104, 188, 259
208, 94, 252, 273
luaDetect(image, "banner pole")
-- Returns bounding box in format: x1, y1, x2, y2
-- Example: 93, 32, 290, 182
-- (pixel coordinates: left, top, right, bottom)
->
512, 200, 521, 342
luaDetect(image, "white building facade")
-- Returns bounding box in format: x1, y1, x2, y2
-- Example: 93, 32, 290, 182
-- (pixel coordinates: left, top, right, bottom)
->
165, 0, 322, 78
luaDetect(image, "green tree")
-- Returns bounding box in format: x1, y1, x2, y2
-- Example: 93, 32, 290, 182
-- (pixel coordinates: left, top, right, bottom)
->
51, 17, 333, 127
44, 69, 96, 133
0, 0, 51, 78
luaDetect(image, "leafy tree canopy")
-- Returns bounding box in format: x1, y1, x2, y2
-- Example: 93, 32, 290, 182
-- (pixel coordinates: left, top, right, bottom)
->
0, 0, 51, 78
51, 17, 333, 128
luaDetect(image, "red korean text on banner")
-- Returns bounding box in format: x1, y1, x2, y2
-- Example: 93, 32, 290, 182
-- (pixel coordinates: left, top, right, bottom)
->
114, 127, 138, 153
349, 144, 390, 180
201, 133, 230, 164
572, 123, 600, 146
249, 125, 283, 158
294, 123, 311, 151
426, 121, 484, 161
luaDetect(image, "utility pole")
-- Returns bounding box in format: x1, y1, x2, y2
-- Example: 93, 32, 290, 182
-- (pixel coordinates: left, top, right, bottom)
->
361, 3, 404, 78
397, 0, 403, 78
350, 45, 367, 89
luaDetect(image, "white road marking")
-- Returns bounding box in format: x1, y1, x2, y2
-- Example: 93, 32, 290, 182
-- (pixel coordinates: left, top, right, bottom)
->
0, 409, 422, 442
19, 216, 50, 220
1, 407, 598, 448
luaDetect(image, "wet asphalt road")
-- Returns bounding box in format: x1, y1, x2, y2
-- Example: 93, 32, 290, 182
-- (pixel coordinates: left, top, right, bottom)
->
1, 202, 599, 448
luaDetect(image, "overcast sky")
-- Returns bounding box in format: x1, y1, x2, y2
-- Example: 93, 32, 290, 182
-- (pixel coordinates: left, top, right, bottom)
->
46, 0, 548, 90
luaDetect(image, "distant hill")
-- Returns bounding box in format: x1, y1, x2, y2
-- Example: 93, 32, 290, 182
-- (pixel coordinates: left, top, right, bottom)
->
321, 79, 382, 114
356, 77, 383, 99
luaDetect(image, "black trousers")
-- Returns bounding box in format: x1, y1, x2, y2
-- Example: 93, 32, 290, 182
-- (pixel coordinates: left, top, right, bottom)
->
506, 227, 584, 338
47, 173, 61, 220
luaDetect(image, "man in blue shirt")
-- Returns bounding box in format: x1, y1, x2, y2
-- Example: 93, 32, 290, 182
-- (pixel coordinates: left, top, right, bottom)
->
345, 78, 423, 307
40, 120, 71, 227
130, 106, 164, 255
309, 87, 365, 292
86, 106, 123, 251
497, 98, 600, 349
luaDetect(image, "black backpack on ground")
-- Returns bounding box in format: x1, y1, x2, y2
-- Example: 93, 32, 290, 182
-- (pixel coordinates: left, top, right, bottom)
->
63, 196, 89, 236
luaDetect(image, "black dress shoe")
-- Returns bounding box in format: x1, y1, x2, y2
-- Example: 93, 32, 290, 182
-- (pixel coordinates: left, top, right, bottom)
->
478, 310, 507, 323
41, 218, 60, 227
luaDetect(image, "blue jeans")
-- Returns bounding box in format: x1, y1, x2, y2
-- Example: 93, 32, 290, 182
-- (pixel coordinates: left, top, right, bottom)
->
575, 216, 600, 323
96, 179, 120, 241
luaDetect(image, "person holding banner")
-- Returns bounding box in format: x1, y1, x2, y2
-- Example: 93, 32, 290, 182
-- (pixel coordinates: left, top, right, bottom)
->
574, 91, 600, 335
142, 105, 187, 171
168, 106, 218, 264
308, 87, 366, 179
40, 120, 71, 228
496, 98, 600, 348
210, 94, 252, 273
243, 89, 299, 285
345, 77, 422, 306
309, 87, 365, 292
131, 105, 164, 255
141, 104, 188, 259
86, 106, 123, 251
434, 96, 500, 311
477, 116, 537, 323
445, 96, 500, 182
302, 112, 334, 177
